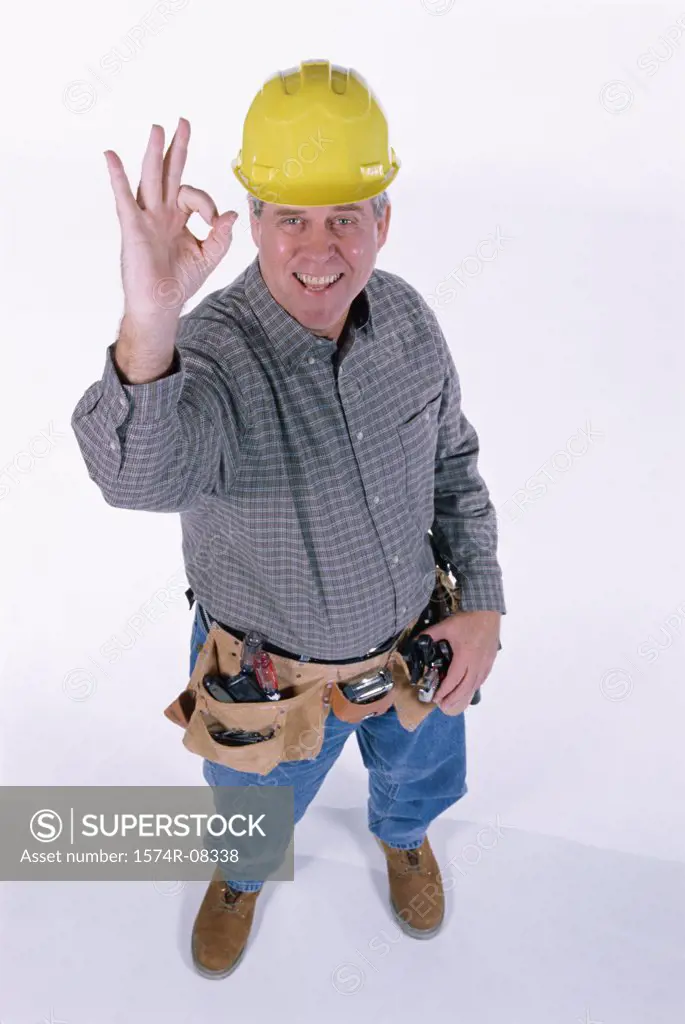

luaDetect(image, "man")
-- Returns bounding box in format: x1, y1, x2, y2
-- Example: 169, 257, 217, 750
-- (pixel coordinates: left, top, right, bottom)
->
71, 59, 505, 978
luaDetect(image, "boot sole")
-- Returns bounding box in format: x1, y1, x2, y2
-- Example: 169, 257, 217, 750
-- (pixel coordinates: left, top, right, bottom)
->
191, 937, 248, 979
389, 897, 444, 939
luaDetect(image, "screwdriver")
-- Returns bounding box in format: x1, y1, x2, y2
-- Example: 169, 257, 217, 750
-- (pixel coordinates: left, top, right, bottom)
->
252, 650, 281, 701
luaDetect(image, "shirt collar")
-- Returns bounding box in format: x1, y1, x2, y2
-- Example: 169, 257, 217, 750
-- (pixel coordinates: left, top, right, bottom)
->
244, 255, 371, 373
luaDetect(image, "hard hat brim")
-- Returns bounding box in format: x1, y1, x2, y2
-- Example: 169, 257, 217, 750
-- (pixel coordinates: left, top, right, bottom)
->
231, 155, 400, 208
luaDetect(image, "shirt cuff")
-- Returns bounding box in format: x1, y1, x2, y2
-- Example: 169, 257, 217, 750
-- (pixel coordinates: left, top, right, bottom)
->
455, 571, 507, 615
101, 343, 184, 426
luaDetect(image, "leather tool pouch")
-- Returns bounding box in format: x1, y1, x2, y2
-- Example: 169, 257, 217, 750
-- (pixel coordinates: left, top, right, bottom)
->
327, 674, 396, 724
163, 631, 408, 775
164, 565, 467, 774
164, 626, 335, 776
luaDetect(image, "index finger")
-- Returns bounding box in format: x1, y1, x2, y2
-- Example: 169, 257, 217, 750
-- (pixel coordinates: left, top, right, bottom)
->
434, 658, 469, 706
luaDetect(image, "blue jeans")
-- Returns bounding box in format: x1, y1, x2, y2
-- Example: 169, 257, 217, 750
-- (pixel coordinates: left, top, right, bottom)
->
190, 603, 467, 892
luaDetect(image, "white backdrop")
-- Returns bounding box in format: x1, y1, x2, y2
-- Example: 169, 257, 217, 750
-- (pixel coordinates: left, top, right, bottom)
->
1, 1, 683, 1021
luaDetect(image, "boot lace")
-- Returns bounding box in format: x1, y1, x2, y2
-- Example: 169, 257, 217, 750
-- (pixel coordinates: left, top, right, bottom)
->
403, 847, 423, 874
221, 883, 246, 913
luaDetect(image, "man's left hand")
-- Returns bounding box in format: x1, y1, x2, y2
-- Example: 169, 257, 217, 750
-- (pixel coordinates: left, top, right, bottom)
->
420, 610, 501, 714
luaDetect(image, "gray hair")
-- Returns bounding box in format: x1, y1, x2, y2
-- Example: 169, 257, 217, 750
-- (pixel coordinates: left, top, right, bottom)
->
248, 189, 390, 220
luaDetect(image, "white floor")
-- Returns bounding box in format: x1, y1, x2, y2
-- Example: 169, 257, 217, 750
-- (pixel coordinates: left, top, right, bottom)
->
2, 792, 683, 1023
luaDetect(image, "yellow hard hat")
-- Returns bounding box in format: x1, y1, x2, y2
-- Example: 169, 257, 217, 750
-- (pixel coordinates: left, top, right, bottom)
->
231, 59, 400, 207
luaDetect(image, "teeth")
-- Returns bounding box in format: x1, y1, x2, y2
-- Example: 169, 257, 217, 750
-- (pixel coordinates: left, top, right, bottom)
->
295, 273, 342, 286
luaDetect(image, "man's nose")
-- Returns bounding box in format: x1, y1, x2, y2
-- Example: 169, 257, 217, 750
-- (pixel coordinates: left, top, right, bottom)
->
301, 225, 336, 260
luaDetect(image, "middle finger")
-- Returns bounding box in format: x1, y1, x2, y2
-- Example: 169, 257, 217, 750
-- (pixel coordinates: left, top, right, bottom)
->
136, 123, 164, 210
162, 117, 190, 204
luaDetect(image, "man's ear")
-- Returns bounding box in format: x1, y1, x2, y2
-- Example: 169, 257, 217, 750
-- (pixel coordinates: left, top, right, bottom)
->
249, 208, 260, 247
376, 202, 391, 251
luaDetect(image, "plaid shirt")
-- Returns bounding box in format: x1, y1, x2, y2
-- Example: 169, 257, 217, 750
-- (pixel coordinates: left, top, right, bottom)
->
71, 255, 505, 659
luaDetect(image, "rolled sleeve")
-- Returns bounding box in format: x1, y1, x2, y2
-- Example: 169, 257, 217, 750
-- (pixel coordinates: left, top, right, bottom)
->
106, 344, 184, 424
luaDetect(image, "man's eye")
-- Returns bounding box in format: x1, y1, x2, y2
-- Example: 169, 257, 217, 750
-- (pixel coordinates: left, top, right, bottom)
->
280, 216, 354, 226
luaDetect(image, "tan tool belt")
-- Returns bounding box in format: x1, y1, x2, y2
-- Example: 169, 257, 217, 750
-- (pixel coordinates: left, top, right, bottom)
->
164, 565, 462, 776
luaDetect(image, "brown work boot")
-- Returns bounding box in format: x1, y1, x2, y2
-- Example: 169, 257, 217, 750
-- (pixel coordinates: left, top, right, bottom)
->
191, 867, 261, 978
377, 836, 444, 938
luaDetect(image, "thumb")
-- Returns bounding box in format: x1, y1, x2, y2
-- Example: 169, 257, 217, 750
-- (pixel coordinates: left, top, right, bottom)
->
200, 210, 239, 265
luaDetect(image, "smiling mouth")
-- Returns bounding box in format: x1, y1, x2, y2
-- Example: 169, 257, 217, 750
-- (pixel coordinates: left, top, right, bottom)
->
293, 272, 344, 293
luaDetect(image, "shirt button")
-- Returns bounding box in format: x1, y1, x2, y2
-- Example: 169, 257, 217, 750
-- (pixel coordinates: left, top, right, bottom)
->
356, 430, 364, 440
373, 496, 380, 505
119, 397, 127, 407
307, 356, 315, 364
109, 441, 117, 451
400, 605, 407, 614
392, 555, 399, 565
425, 411, 430, 421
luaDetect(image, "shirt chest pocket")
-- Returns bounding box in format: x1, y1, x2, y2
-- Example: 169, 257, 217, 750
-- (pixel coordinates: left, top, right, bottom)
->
396, 392, 442, 533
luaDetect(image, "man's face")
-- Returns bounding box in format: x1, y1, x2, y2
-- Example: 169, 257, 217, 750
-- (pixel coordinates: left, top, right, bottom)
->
249, 199, 391, 340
